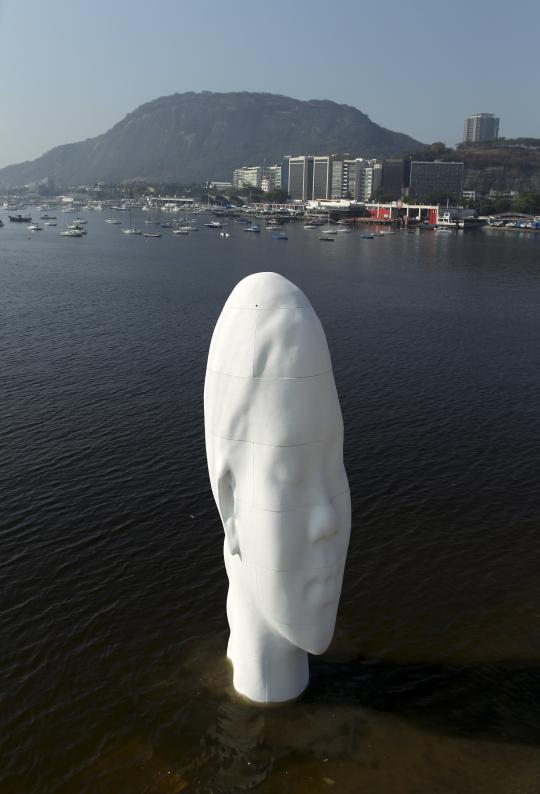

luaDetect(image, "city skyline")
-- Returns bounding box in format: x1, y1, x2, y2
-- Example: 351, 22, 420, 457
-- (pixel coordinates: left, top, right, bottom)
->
0, 0, 538, 170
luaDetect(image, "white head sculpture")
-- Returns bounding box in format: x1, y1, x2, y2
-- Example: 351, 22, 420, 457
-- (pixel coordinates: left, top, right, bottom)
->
204, 272, 351, 703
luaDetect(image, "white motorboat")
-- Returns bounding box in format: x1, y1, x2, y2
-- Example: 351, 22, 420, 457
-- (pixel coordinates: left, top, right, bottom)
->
105, 219, 122, 224
173, 228, 189, 235
68, 223, 87, 234
60, 228, 83, 237
27, 224, 43, 231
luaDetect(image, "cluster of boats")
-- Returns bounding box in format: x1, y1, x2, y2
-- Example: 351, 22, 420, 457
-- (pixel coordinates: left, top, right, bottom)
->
102, 210, 200, 238
0, 207, 400, 243
304, 217, 377, 241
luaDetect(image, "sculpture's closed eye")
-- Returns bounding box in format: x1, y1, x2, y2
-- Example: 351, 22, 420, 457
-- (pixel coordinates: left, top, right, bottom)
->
218, 470, 241, 558
272, 457, 304, 486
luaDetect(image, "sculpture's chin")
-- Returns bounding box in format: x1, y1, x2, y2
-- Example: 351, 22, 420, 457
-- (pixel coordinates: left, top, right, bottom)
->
277, 616, 336, 656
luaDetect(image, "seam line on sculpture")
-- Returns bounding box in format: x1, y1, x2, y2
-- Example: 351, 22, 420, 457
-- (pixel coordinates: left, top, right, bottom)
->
226, 305, 307, 310
241, 556, 347, 573
206, 368, 332, 380
234, 490, 350, 514
207, 431, 344, 448
251, 440, 255, 508
252, 306, 258, 379
275, 619, 341, 627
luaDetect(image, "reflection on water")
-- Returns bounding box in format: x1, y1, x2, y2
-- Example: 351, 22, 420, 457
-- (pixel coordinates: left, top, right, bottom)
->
1, 214, 540, 792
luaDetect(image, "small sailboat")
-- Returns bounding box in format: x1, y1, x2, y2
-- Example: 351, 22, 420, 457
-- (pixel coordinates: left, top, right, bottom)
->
321, 212, 337, 236
122, 209, 142, 235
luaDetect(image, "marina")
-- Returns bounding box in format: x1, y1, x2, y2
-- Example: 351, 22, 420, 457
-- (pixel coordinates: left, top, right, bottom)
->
3, 198, 539, 245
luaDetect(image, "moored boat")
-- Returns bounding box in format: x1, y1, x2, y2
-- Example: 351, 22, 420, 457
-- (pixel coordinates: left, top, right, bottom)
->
9, 214, 32, 223
68, 223, 87, 234
60, 228, 83, 237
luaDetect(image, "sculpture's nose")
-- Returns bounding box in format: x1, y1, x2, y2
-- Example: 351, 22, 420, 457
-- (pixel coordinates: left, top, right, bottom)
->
308, 503, 339, 544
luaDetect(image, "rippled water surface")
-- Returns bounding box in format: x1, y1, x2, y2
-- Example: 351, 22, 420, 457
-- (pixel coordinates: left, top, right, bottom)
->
2, 212, 540, 793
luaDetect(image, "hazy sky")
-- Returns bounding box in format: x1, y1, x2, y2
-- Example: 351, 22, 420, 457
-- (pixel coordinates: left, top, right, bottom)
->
0, 0, 538, 169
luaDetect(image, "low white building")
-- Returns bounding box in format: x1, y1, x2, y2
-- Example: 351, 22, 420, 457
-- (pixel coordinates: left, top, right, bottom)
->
232, 166, 268, 190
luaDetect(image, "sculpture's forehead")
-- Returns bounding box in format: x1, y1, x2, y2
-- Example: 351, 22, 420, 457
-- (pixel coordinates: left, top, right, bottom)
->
204, 371, 343, 445
208, 304, 331, 379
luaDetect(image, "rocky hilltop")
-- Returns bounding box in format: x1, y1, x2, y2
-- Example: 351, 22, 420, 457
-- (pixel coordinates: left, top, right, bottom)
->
0, 91, 423, 186
459, 143, 540, 195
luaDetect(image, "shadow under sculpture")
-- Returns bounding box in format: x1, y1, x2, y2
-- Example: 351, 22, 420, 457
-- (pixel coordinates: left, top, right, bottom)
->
204, 272, 351, 704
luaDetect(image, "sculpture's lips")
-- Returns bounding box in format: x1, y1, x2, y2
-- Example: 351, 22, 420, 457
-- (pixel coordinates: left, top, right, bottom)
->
305, 572, 337, 607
